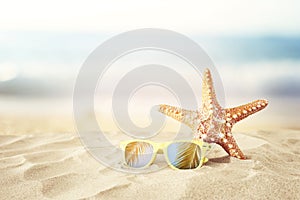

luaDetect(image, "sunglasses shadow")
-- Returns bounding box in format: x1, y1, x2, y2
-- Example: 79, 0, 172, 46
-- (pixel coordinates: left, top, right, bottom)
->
206, 155, 231, 165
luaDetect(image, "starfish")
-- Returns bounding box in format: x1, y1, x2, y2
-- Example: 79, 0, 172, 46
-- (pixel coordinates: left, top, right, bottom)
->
158, 68, 268, 159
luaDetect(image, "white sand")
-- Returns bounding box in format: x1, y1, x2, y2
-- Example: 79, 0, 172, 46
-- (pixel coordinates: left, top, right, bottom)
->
0, 130, 299, 200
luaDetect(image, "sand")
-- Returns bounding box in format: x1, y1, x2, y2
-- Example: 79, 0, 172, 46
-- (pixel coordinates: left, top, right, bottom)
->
0, 129, 299, 200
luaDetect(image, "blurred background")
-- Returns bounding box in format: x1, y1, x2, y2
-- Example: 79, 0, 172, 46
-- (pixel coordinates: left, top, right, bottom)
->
0, 0, 299, 134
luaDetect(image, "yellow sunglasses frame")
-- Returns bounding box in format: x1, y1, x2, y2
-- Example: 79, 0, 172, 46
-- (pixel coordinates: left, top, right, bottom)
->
120, 139, 212, 170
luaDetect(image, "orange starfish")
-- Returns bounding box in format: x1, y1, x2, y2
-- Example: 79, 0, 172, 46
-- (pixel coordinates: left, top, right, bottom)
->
158, 68, 268, 159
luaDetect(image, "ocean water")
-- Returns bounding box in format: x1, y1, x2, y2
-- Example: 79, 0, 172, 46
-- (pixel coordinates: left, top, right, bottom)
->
0, 31, 299, 131
0, 31, 300, 123
0, 31, 299, 98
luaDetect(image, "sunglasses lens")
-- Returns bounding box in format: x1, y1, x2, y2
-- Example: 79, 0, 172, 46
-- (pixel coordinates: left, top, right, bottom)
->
167, 142, 201, 169
124, 142, 154, 168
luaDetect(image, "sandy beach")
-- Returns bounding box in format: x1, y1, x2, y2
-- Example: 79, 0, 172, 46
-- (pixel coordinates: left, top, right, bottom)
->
0, 92, 299, 200
1, 124, 299, 199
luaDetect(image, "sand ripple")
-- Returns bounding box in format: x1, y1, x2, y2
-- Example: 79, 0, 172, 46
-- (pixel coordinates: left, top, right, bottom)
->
0, 131, 299, 199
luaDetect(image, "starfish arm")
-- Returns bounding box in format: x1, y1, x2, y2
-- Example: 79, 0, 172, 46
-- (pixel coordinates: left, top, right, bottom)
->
218, 134, 246, 159
225, 99, 268, 124
202, 68, 222, 113
158, 104, 199, 129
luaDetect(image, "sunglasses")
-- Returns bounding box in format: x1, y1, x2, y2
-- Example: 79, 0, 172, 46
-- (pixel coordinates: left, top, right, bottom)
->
120, 140, 211, 170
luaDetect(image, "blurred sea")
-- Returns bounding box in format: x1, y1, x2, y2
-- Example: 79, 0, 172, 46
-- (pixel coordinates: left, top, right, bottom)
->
0, 31, 299, 130
0, 32, 299, 97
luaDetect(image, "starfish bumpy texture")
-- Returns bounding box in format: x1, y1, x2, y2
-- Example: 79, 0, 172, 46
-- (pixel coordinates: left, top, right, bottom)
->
158, 69, 268, 159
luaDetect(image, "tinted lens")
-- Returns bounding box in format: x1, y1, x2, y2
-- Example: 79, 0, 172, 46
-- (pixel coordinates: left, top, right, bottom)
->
167, 142, 201, 169
125, 142, 154, 168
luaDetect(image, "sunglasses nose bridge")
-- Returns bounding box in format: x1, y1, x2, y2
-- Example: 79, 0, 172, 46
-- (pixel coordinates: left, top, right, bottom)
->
156, 143, 165, 154
156, 149, 163, 154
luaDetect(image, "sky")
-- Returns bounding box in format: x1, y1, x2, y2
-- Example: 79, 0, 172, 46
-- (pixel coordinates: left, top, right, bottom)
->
0, 0, 300, 35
